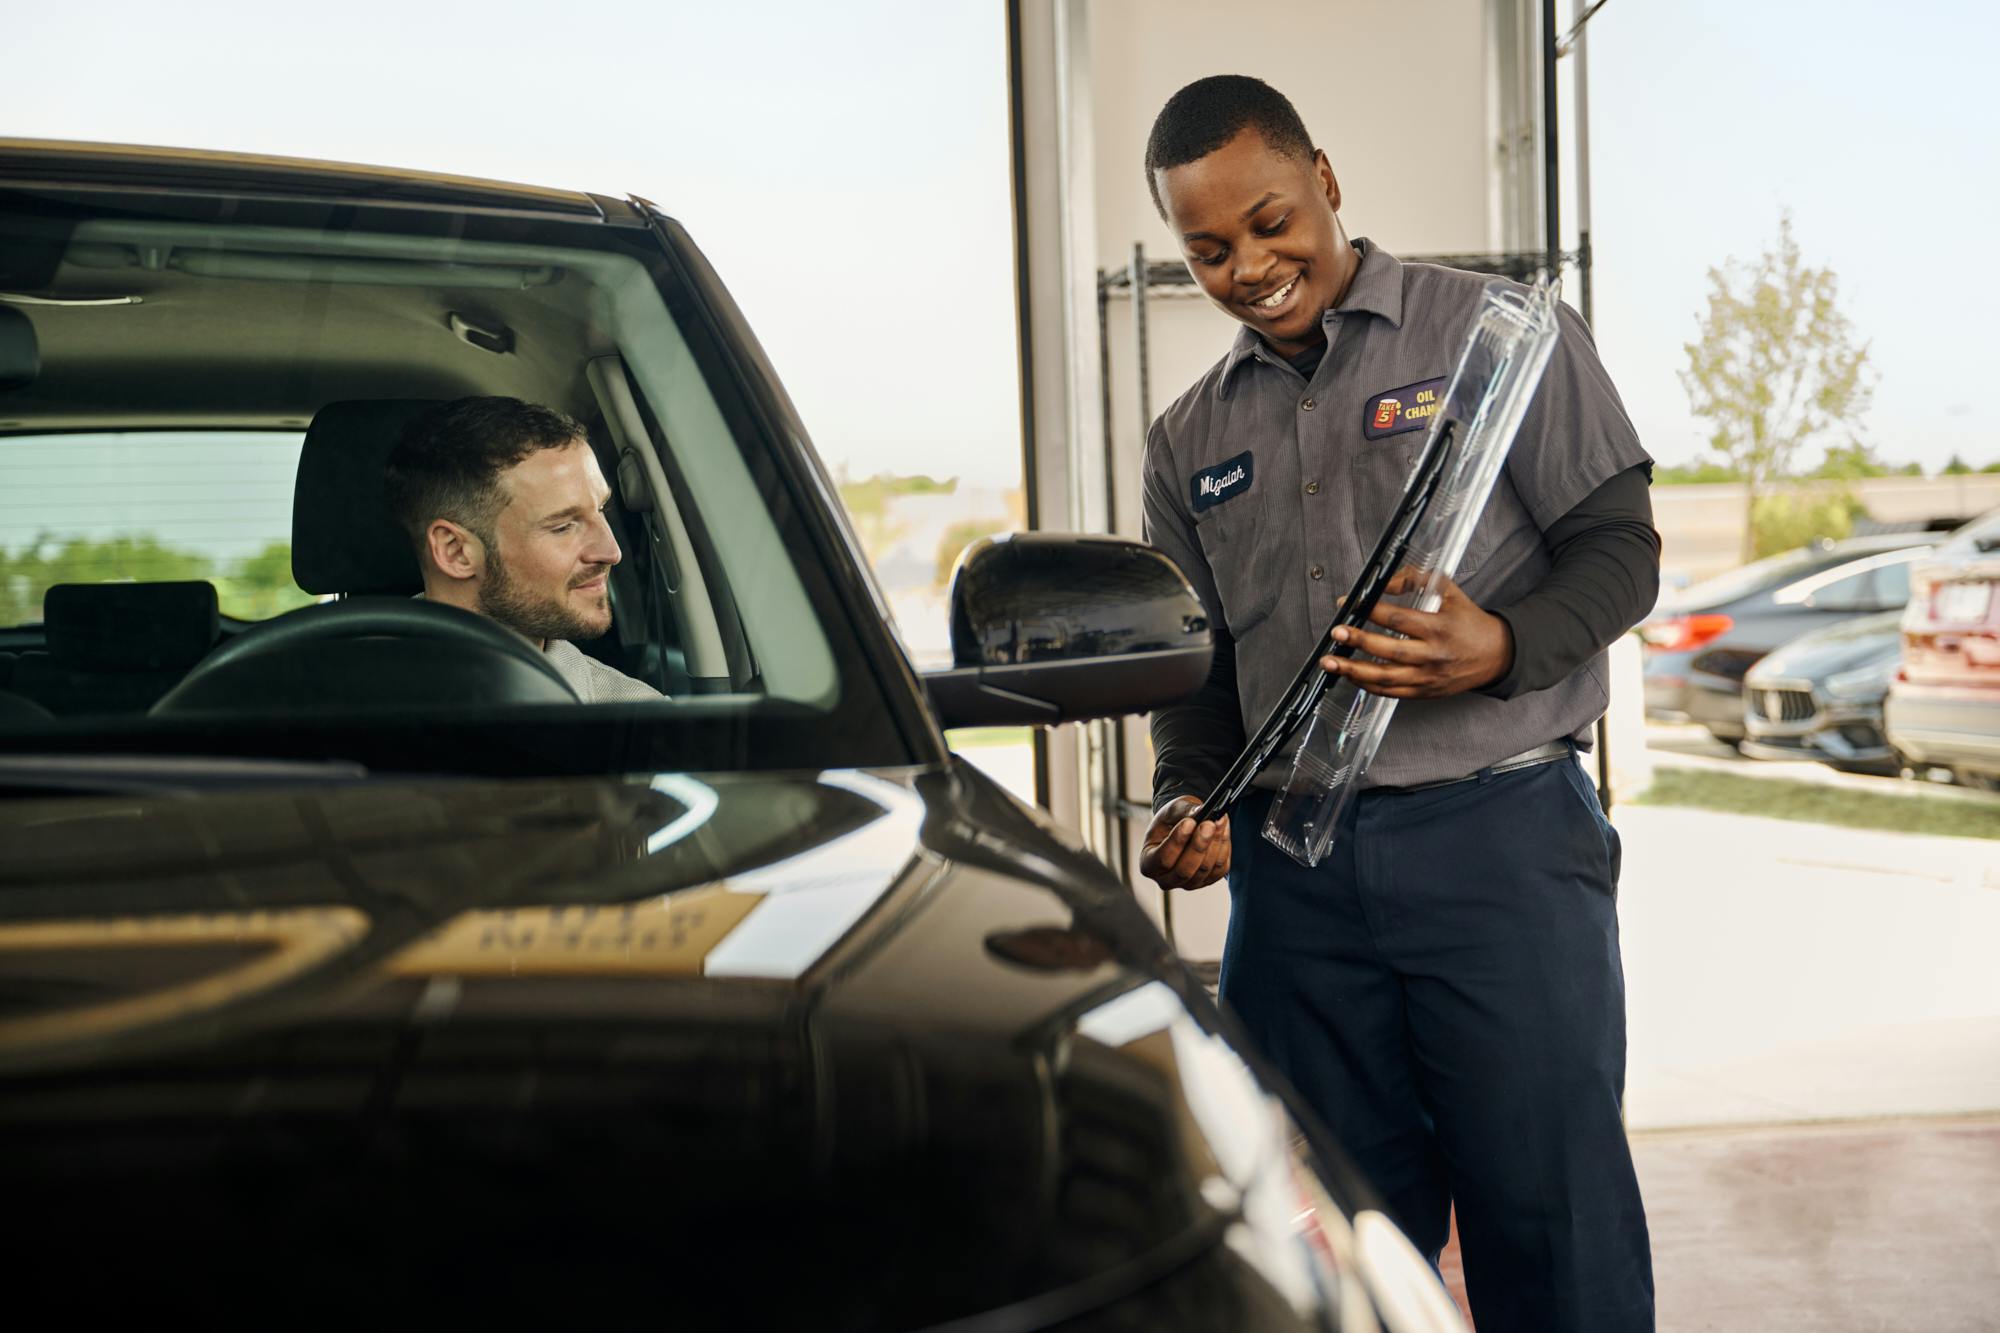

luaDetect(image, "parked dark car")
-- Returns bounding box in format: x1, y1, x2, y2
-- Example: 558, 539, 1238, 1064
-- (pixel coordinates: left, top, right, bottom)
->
1641, 533, 1934, 745
1740, 609, 1904, 775
1886, 509, 2000, 789
0, 142, 1466, 1329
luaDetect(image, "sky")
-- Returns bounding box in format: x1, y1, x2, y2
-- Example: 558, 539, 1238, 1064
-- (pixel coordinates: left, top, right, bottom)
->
1582, 0, 2000, 473
6, 0, 1026, 488
10, 0, 1997, 487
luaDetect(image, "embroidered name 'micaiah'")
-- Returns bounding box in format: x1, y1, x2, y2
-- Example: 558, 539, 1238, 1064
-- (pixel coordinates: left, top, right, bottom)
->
1190, 450, 1255, 514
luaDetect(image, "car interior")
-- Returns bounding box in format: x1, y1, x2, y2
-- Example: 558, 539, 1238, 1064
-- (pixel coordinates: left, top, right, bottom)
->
0, 199, 850, 730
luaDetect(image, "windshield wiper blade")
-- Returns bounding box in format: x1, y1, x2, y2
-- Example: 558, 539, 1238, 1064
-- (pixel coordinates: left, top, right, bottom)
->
1194, 418, 1460, 825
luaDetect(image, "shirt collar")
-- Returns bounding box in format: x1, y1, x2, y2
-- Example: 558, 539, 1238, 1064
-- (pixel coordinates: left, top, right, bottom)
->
1217, 237, 1405, 398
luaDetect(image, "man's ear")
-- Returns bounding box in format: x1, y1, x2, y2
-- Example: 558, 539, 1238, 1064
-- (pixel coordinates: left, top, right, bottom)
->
1313, 149, 1341, 213
424, 519, 485, 583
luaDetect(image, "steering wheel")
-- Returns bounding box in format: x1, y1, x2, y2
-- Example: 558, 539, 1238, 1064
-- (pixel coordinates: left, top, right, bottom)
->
152, 597, 581, 715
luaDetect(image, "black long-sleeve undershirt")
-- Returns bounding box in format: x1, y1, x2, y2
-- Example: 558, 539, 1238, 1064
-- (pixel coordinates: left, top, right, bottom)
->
1484, 463, 1660, 698
1148, 464, 1659, 808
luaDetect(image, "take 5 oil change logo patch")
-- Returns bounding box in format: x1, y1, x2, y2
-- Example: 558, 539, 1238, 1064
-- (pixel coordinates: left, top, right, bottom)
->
1190, 450, 1254, 514
1362, 376, 1447, 440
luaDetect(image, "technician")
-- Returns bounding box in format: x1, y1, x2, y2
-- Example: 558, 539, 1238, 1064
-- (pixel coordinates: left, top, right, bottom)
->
1137, 76, 1659, 1332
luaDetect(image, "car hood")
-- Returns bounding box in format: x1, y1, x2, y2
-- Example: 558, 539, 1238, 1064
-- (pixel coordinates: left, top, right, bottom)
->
1747, 609, 1904, 682
0, 761, 1405, 1329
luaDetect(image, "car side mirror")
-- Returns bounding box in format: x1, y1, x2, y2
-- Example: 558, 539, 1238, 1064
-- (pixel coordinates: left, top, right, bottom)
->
922, 533, 1213, 729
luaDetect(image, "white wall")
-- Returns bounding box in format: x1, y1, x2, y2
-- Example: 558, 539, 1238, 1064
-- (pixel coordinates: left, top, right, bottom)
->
1090, 0, 1495, 532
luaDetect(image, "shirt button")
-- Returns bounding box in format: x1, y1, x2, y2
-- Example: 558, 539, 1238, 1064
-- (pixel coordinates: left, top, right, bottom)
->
1304, 480, 1320, 495
1301, 397, 1316, 411
1310, 565, 1325, 580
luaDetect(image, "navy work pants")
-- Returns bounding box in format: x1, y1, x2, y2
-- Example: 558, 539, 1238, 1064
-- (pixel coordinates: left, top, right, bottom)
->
1221, 753, 1654, 1332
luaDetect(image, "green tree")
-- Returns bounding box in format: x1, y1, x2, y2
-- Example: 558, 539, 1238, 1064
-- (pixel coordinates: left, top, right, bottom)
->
1940, 454, 1974, 476
0, 534, 311, 625
1653, 459, 1741, 485
934, 517, 1011, 590
1750, 491, 1867, 559
836, 471, 961, 567
1680, 214, 1874, 561
0, 533, 213, 625
1808, 441, 1895, 480
212, 541, 316, 620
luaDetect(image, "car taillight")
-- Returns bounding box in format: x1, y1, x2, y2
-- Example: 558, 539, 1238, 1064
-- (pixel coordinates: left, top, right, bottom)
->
1638, 613, 1734, 653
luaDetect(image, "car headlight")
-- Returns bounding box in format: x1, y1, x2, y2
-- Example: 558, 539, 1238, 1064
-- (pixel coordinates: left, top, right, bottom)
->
1352, 1210, 1470, 1331
1825, 658, 1896, 700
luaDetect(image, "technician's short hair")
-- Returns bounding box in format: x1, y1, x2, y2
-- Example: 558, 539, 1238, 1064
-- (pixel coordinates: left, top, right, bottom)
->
385, 396, 586, 555
1144, 74, 1315, 217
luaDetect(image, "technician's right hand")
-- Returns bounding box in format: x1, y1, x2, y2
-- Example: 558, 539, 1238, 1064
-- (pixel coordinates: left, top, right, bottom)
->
1140, 795, 1232, 891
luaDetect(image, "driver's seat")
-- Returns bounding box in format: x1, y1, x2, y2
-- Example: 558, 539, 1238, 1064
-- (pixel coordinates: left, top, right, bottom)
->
290, 399, 439, 597
148, 400, 580, 716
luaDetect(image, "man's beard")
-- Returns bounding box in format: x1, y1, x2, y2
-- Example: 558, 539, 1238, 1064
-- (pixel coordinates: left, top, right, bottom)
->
478, 546, 612, 644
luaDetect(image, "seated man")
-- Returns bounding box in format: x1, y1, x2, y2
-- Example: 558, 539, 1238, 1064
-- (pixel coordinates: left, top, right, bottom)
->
385, 396, 663, 702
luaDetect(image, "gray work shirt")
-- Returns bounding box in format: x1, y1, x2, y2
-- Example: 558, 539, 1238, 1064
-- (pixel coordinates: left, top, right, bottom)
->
1141, 238, 1651, 791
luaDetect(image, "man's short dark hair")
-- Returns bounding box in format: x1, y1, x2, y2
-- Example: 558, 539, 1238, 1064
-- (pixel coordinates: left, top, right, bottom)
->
385, 396, 586, 554
1144, 75, 1315, 217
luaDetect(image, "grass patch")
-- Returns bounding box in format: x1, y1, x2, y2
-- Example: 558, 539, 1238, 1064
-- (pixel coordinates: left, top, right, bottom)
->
1634, 767, 2000, 841
945, 726, 1034, 750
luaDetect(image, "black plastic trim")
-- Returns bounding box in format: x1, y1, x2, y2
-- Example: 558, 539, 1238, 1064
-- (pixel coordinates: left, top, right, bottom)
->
926, 646, 1212, 729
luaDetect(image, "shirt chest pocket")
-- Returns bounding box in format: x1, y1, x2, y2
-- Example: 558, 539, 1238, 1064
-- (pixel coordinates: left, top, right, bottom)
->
1194, 501, 1282, 639
1346, 434, 1499, 583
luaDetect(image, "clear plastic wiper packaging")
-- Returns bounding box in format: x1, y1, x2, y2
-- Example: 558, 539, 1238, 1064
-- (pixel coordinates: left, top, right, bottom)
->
1214, 279, 1563, 868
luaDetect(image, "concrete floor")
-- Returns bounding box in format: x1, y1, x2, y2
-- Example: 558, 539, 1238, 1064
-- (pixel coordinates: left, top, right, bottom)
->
1440, 1117, 2000, 1331
1631, 1117, 2000, 1332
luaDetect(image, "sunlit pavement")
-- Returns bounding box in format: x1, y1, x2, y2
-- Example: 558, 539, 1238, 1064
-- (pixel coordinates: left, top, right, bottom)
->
1606, 733, 2000, 1331
1617, 735, 2000, 1130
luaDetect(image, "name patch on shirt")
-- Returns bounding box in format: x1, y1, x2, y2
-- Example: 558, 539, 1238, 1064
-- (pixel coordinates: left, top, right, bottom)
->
1362, 376, 1448, 440
1190, 450, 1255, 514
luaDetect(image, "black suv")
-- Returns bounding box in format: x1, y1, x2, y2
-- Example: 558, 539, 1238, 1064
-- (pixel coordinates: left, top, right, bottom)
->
0, 142, 1465, 1330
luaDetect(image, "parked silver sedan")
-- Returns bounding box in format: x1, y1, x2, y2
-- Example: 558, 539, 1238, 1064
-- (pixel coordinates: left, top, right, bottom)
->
1740, 609, 1904, 776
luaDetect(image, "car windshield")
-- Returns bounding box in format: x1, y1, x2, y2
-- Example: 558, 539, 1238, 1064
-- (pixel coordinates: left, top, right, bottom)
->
1664, 545, 1830, 611
1932, 509, 2000, 558
0, 179, 922, 779
1665, 537, 1925, 612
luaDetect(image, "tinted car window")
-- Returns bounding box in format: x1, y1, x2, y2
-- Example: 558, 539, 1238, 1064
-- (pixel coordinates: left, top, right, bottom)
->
1668, 546, 1827, 609
1873, 560, 1911, 606
1934, 510, 2000, 558
0, 188, 924, 775
1807, 568, 1875, 611
0, 431, 311, 623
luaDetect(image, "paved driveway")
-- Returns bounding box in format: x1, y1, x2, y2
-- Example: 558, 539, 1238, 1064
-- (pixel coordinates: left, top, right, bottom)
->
1615, 765, 2000, 1129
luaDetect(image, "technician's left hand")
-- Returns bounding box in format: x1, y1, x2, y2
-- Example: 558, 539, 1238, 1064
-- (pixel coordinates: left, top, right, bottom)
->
1319, 571, 1512, 699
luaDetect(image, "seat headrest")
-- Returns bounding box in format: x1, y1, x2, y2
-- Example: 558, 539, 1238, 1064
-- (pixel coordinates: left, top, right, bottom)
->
292, 399, 440, 596
0, 306, 39, 392
44, 581, 220, 673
